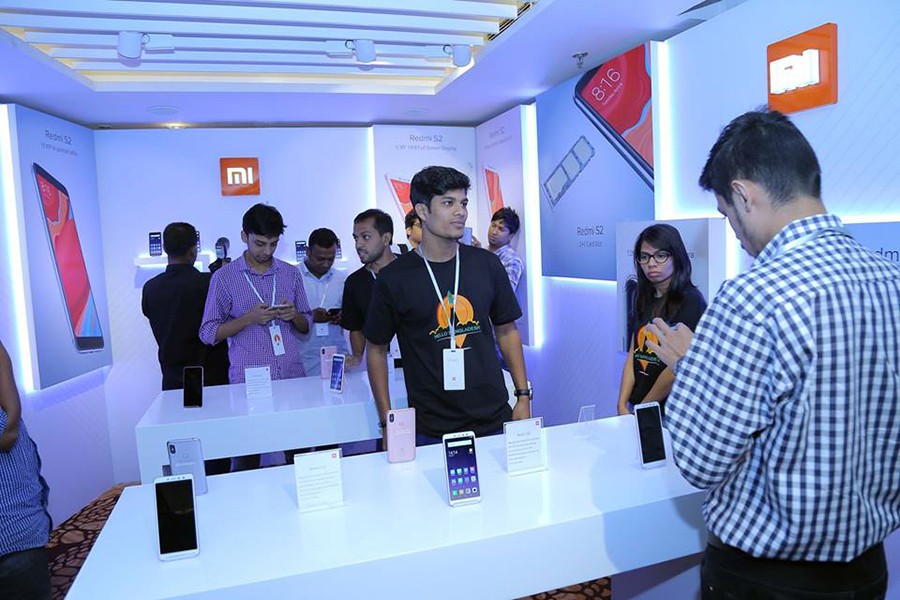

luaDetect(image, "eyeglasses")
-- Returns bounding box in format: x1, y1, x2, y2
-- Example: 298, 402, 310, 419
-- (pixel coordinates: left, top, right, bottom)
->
637, 251, 672, 265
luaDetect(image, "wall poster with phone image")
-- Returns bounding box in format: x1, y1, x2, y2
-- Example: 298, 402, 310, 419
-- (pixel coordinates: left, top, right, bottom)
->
537, 43, 658, 280
9, 105, 112, 389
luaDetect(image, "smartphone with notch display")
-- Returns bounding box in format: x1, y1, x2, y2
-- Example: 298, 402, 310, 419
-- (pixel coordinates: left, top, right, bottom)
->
183, 366, 203, 408
442, 431, 481, 506
573, 42, 654, 189
329, 353, 345, 393
483, 167, 505, 214
149, 232, 162, 257
634, 402, 667, 468
387, 408, 415, 463
295, 240, 307, 263
32, 163, 105, 352
154, 474, 200, 561
385, 175, 412, 217
167, 438, 207, 495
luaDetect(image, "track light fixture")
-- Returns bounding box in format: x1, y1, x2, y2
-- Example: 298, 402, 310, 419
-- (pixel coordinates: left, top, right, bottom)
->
443, 44, 472, 68
346, 39, 376, 64
117, 31, 148, 59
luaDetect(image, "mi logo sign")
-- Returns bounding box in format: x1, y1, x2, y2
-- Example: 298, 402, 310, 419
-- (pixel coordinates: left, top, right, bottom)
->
767, 23, 837, 114
220, 157, 260, 196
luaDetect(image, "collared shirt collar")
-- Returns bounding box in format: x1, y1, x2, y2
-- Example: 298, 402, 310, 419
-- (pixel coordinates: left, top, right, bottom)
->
755, 213, 844, 265
237, 252, 280, 275
299, 259, 334, 282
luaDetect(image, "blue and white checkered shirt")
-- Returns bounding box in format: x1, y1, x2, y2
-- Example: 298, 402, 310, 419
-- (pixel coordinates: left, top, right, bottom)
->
493, 244, 524, 291
0, 410, 51, 558
668, 214, 900, 562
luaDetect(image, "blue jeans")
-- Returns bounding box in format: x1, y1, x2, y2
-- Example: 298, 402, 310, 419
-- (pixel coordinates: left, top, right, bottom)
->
0, 548, 50, 600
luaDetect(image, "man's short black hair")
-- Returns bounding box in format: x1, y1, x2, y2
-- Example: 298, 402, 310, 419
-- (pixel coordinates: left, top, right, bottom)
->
308, 227, 339, 249
699, 109, 821, 208
354, 208, 393, 241
242, 203, 286, 237
404, 209, 420, 230
491, 207, 520, 236
409, 166, 470, 209
162, 222, 197, 258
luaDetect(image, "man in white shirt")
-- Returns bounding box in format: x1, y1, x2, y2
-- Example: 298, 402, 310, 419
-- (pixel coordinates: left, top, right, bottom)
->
298, 228, 349, 376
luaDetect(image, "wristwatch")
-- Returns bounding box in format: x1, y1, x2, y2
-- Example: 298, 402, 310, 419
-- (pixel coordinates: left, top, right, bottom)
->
378, 420, 387, 429
513, 387, 533, 400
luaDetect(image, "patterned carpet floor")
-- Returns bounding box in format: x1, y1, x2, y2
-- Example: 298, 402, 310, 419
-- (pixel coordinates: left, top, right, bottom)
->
46, 483, 612, 599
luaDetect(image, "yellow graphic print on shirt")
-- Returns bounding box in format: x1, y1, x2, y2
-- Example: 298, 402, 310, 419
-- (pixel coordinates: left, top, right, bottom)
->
429, 292, 482, 347
634, 323, 663, 373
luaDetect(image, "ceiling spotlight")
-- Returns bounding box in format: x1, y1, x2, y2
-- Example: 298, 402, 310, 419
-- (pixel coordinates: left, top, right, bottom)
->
443, 44, 472, 68
117, 31, 148, 59
346, 39, 376, 64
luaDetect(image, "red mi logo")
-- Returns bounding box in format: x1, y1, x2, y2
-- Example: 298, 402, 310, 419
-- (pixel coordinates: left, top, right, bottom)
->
220, 157, 260, 196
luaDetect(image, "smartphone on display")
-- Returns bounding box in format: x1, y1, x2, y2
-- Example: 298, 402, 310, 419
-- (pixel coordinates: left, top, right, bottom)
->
461, 227, 473, 246
483, 167, 505, 214
573, 43, 654, 189
167, 438, 207, 495
335, 239, 342, 260
329, 353, 345, 393
149, 232, 162, 257
183, 366, 203, 408
442, 431, 481, 506
32, 163, 105, 352
195, 230, 201, 254
214, 239, 226, 260
386, 408, 416, 463
295, 240, 307, 263
386, 175, 413, 217
154, 474, 200, 561
320, 345, 337, 380
634, 402, 667, 468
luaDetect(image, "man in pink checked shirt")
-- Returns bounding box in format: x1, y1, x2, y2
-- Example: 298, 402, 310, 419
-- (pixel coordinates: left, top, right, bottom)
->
200, 203, 312, 470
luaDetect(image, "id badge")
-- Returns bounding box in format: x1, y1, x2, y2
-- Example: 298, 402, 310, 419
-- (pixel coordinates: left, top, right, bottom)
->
315, 322, 329, 337
269, 324, 286, 356
443, 348, 465, 391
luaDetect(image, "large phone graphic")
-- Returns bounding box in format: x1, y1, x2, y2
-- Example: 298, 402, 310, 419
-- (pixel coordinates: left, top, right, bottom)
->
483, 167, 505, 214
32, 163, 104, 352
574, 43, 654, 189
385, 175, 412, 217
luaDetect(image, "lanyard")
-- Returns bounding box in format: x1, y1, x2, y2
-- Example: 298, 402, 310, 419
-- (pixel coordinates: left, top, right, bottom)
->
319, 279, 330, 307
419, 245, 460, 350
243, 270, 276, 307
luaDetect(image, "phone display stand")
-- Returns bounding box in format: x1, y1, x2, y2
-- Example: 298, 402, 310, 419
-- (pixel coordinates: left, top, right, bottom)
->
577, 405, 596, 438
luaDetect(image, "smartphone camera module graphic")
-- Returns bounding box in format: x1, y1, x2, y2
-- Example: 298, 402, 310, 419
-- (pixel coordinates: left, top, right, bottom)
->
32, 163, 104, 352
542, 136, 595, 209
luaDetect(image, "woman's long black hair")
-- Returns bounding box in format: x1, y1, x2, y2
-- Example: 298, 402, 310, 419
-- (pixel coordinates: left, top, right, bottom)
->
630, 224, 695, 328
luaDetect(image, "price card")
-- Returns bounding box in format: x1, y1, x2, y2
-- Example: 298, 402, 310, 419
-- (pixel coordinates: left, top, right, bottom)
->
294, 449, 345, 512
504, 417, 547, 476
244, 366, 273, 401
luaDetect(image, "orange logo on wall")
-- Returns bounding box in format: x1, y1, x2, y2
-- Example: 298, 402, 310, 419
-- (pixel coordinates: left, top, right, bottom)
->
220, 157, 260, 196
767, 23, 837, 114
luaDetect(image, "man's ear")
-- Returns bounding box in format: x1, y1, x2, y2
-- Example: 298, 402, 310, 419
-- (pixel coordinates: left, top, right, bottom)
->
240, 230, 248, 244
730, 180, 754, 213
414, 201, 428, 222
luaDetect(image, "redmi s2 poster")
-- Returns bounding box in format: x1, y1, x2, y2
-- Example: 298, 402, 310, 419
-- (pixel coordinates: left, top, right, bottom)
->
537, 43, 657, 281
12, 105, 111, 389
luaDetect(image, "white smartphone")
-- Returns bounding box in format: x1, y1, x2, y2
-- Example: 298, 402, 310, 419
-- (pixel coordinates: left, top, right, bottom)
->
442, 431, 481, 506
634, 402, 667, 468
167, 438, 207, 495
329, 353, 345, 393
154, 474, 200, 561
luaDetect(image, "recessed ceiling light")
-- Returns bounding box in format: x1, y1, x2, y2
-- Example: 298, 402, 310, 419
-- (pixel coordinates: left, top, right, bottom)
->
164, 122, 186, 129
147, 105, 180, 115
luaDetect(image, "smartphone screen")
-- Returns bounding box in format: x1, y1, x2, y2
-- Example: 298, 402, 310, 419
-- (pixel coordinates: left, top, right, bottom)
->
635, 403, 666, 466
574, 43, 653, 187
329, 354, 345, 392
335, 239, 342, 260
33, 163, 104, 352
386, 175, 413, 216
149, 232, 162, 257
295, 241, 307, 263
183, 366, 203, 408
484, 168, 504, 213
195, 230, 200, 254
444, 434, 480, 502
155, 477, 198, 556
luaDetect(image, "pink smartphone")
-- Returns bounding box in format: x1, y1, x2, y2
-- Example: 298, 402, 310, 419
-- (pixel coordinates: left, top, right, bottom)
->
320, 345, 337, 379
386, 408, 416, 463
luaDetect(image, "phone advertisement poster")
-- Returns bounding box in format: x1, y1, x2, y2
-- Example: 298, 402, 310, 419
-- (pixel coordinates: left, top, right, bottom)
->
537, 43, 657, 281
371, 125, 478, 246
9, 105, 112, 389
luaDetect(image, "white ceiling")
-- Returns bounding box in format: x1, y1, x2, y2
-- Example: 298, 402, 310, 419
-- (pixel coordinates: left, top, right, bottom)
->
0, 0, 734, 129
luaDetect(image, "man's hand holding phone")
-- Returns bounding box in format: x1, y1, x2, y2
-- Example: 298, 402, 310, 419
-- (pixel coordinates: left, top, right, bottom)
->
269, 301, 296, 322
312, 307, 341, 324
246, 303, 275, 326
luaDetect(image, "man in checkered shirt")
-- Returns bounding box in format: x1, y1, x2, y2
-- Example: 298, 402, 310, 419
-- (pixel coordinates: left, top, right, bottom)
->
648, 110, 899, 599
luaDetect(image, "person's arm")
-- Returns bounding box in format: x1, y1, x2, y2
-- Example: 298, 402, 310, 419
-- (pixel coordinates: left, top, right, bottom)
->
366, 341, 391, 447
0, 341, 22, 451
495, 322, 531, 421
211, 304, 272, 342
616, 344, 636, 415
347, 331, 366, 367
638, 368, 675, 404
505, 254, 524, 291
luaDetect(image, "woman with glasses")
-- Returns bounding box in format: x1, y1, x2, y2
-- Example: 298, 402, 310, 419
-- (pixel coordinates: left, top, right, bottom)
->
616, 224, 706, 417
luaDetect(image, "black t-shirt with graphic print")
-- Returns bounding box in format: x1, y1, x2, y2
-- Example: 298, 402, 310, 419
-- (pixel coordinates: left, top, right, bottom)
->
364, 244, 522, 437
628, 286, 706, 408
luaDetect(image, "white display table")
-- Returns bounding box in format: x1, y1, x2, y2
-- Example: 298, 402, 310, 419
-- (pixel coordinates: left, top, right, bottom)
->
72, 418, 706, 599
135, 370, 410, 483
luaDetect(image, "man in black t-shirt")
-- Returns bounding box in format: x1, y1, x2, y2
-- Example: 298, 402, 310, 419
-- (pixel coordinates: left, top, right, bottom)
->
364, 166, 533, 444
341, 209, 396, 367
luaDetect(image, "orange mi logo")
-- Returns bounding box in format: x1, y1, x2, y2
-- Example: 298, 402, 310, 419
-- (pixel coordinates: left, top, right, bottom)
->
220, 157, 260, 196
767, 23, 837, 114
